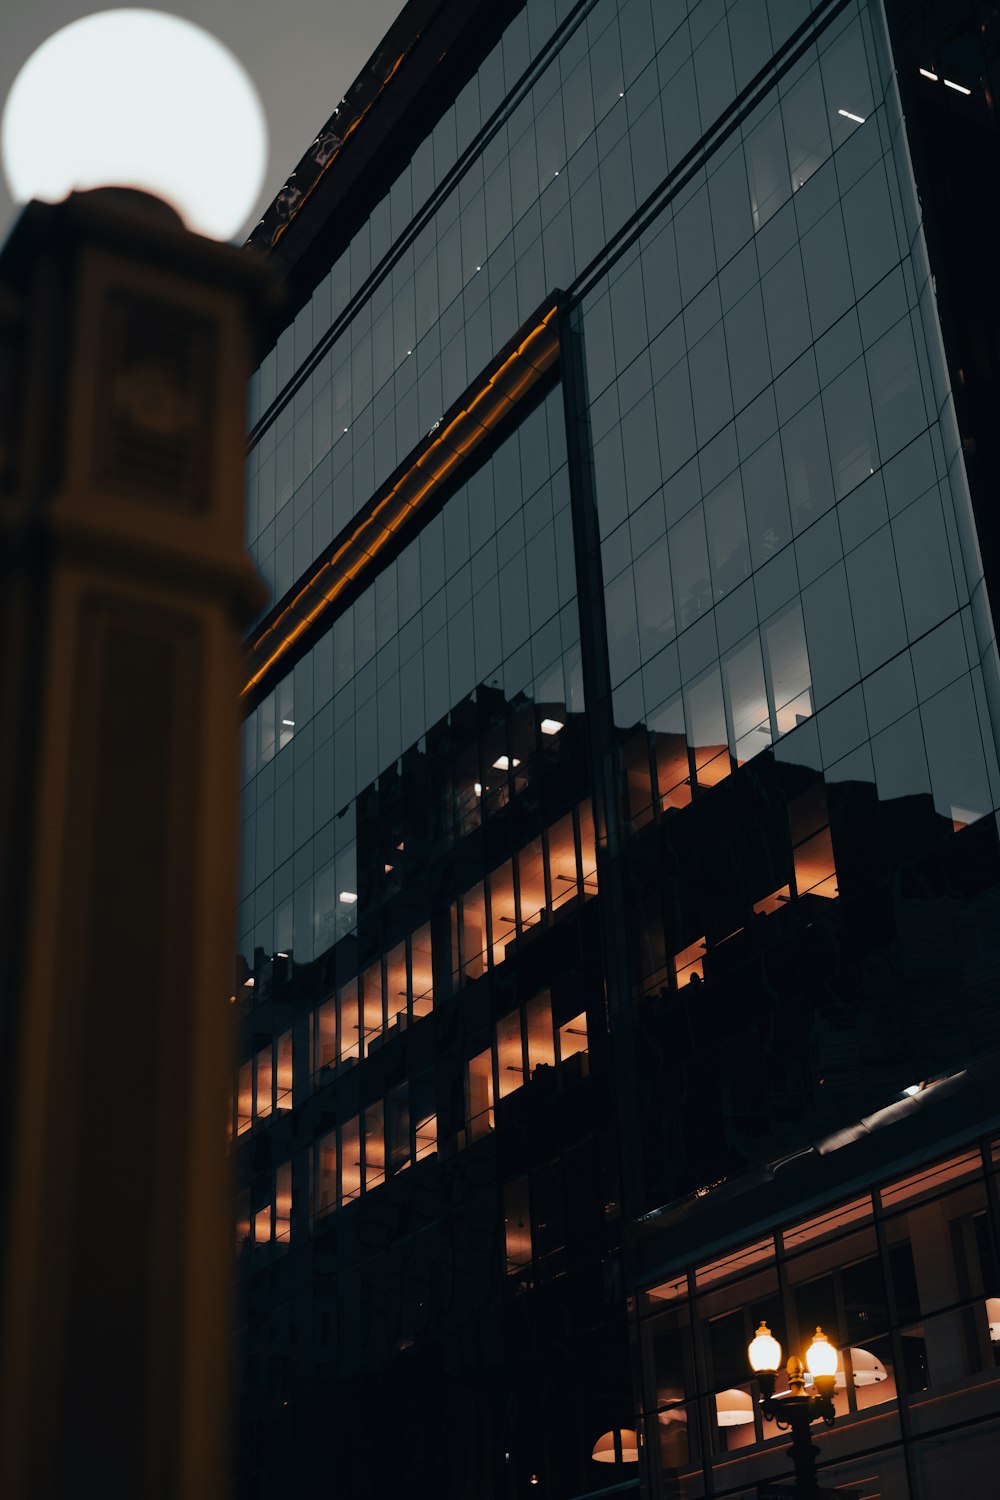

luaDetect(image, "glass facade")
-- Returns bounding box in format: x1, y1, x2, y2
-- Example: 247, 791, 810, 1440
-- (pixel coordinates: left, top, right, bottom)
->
639, 1140, 1000, 1497
235, 0, 1000, 1495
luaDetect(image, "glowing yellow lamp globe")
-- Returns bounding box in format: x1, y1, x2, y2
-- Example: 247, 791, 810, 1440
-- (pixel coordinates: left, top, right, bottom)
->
805, 1328, 838, 1379
1, 9, 268, 240
748, 1321, 782, 1373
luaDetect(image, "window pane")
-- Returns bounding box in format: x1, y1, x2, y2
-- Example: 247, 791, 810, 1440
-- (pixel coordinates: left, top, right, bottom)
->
362, 960, 383, 1055
340, 1116, 361, 1204
490, 860, 517, 966
387, 1084, 410, 1176
275, 1031, 292, 1111
548, 810, 578, 908
723, 634, 772, 765
559, 1011, 589, 1068
764, 601, 812, 732
578, 800, 599, 895
496, 1009, 524, 1099
467, 1047, 494, 1141
364, 1101, 385, 1191
745, 106, 788, 230
518, 838, 547, 929
275, 1162, 291, 1242
340, 977, 360, 1064
255, 1044, 272, 1121
459, 882, 487, 979
651, 695, 691, 810
314, 998, 336, 1073
793, 827, 838, 899
525, 991, 555, 1076
237, 1061, 253, 1136
410, 922, 434, 1017
316, 1131, 337, 1217
412, 1071, 437, 1161
685, 667, 730, 788
386, 941, 407, 1028
705, 472, 750, 601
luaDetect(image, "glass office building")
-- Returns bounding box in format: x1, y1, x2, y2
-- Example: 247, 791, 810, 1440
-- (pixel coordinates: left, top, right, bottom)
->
235, 0, 1000, 1494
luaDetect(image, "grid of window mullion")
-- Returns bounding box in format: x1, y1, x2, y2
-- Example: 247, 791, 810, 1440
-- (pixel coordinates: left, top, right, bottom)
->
644, 1140, 1000, 1494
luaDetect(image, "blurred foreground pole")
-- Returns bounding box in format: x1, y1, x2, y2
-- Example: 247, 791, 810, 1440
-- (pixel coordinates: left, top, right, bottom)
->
0, 189, 276, 1498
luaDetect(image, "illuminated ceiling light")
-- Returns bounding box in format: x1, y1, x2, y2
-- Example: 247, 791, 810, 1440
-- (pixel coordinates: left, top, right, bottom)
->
492, 755, 521, 770
591, 1429, 639, 1463
540, 718, 564, 735
838, 108, 866, 123
474, 781, 483, 797
987, 1296, 1000, 1341
715, 1388, 755, 1426
276, 951, 289, 959
619, 91, 624, 97
943, 78, 972, 94
339, 891, 358, 905
902, 1083, 920, 1096
281, 718, 295, 726
243, 976, 255, 988
835, 1347, 888, 1387
554, 169, 560, 176
384, 863, 394, 874
0, 9, 268, 240
919, 67, 939, 81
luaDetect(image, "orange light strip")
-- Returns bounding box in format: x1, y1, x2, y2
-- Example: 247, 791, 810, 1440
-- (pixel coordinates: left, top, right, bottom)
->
242, 305, 560, 699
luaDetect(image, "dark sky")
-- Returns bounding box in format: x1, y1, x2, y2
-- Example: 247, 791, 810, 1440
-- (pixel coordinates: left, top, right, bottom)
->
0, 0, 406, 242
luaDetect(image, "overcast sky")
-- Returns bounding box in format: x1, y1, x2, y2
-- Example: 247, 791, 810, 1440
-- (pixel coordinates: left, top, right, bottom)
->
0, 0, 405, 243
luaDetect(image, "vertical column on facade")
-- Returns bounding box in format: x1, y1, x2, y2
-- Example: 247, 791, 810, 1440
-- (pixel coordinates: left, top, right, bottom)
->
560, 290, 653, 1482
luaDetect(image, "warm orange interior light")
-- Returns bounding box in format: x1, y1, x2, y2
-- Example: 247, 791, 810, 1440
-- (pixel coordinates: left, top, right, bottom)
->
592, 1430, 639, 1464
559, 1012, 588, 1062
673, 938, 705, 983
752, 885, 790, 917
793, 827, 838, 899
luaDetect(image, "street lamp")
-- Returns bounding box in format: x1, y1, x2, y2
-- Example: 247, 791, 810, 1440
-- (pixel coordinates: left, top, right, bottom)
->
0, 15, 276, 1498
747, 1322, 838, 1499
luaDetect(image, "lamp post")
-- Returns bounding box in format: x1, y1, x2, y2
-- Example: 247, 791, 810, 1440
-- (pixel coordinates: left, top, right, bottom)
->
0, 17, 277, 1498
747, 1322, 839, 1499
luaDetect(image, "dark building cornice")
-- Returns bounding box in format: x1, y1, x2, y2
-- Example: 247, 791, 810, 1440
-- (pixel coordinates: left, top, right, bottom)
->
245, 0, 524, 310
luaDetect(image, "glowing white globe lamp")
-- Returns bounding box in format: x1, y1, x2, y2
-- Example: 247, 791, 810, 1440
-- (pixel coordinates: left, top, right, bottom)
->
747, 1321, 782, 1374
805, 1328, 838, 1380
1, 9, 267, 240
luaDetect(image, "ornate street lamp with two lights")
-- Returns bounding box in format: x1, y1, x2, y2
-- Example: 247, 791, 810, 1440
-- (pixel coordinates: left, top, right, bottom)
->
747, 1322, 839, 1499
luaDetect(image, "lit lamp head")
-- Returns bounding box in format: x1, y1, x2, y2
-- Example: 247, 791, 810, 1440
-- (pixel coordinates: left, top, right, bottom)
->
748, 1321, 782, 1401
805, 1327, 838, 1398
1, 8, 268, 241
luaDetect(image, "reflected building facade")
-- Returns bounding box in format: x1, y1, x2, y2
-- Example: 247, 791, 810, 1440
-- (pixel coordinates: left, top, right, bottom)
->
235, 0, 1000, 1495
